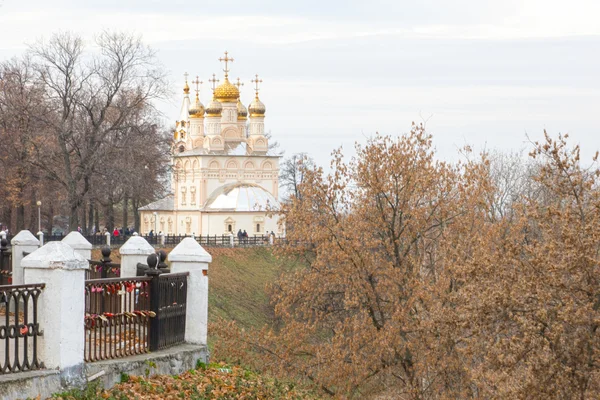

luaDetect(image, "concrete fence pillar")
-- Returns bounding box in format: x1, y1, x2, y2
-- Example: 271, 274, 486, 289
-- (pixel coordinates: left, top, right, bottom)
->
168, 237, 211, 345
10, 230, 40, 286
62, 231, 93, 260
37, 231, 44, 246
159, 232, 165, 246
119, 235, 155, 278
105, 231, 111, 246
22, 242, 88, 372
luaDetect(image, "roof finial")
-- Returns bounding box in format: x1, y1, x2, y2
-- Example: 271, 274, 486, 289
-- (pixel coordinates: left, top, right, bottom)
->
251, 74, 263, 99
234, 77, 244, 91
192, 76, 203, 98
208, 74, 219, 97
218, 51, 234, 79
183, 72, 190, 95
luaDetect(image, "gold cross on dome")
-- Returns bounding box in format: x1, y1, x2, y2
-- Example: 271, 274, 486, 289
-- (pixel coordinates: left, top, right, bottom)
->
208, 74, 219, 93
218, 51, 234, 77
192, 76, 203, 95
234, 77, 244, 90
251, 74, 263, 97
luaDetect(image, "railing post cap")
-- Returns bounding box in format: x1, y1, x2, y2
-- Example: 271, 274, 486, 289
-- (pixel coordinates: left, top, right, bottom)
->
11, 230, 40, 246
105, 231, 110, 236
21, 241, 88, 270
168, 237, 212, 263
37, 231, 44, 236
120, 235, 155, 255
62, 231, 93, 250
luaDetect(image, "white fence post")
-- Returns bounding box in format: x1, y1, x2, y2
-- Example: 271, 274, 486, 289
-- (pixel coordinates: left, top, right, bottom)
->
168, 237, 211, 345
159, 232, 165, 246
105, 231, 111, 246
37, 231, 44, 246
62, 231, 93, 260
10, 230, 40, 286
22, 242, 88, 371
119, 235, 155, 278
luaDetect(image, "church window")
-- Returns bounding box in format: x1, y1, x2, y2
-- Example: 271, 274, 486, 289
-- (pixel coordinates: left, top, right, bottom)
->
256, 223, 261, 233
228, 224, 232, 232
179, 145, 185, 153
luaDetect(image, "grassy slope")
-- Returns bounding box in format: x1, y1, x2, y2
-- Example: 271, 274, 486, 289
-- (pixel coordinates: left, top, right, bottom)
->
207, 247, 302, 328
92, 246, 300, 329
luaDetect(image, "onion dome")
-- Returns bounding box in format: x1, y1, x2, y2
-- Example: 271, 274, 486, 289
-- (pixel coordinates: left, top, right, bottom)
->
248, 96, 266, 117
214, 77, 240, 102
237, 98, 248, 120
183, 80, 190, 95
189, 94, 205, 118
205, 96, 223, 117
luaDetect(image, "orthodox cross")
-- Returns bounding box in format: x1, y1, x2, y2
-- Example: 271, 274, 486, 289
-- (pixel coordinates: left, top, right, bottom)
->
208, 74, 219, 93
251, 74, 263, 97
218, 51, 234, 77
234, 77, 244, 91
192, 76, 203, 96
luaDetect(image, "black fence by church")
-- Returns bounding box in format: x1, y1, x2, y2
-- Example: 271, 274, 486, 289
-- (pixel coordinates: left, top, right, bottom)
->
2, 233, 286, 248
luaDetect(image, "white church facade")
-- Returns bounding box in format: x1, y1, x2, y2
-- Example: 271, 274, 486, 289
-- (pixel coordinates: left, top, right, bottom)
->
139, 52, 282, 237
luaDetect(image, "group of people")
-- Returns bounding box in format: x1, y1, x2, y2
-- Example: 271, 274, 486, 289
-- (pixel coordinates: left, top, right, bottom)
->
112, 227, 135, 237
236, 229, 276, 241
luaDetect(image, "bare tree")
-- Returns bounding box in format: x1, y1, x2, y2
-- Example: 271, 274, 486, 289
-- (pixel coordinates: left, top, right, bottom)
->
279, 152, 314, 200
0, 57, 47, 230
29, 31, 168, 230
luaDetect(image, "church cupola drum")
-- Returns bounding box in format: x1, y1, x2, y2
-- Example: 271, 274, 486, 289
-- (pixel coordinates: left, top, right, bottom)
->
138, 51, 282, 238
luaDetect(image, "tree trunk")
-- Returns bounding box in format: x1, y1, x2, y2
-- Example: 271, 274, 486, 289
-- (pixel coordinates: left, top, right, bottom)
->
68, 186, 80, 232
88, 202, 94, 234
16, 204, 25, 232
133, 199, 141, 233
105, 196, 114, 232
47, 201, 54, 235
122, 195, 128, 231
81, 200, 87, 234
94, 204, 100, 233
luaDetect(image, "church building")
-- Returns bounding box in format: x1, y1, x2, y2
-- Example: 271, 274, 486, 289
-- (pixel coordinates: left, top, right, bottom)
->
139, 52, 282, 236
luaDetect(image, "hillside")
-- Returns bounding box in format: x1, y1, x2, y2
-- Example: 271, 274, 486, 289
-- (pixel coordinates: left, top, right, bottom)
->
92, 246, 300, 329
208, 247, 297, 328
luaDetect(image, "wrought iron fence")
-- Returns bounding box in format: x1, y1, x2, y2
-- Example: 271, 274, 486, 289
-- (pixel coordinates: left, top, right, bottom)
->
84, 277, 152, 362
0, 283, 45, 374
86, 247, 120, 280
150, 272, 188, 351
162, 234, 285, 247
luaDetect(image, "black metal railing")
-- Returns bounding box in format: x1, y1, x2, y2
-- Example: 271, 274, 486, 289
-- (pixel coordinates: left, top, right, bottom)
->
0, 239, 12, 285
150, 272, 188, 351
84, 277, 152, 362
161, 234, 285, 248
0, 283, 45, 374
86, 247, 120, 280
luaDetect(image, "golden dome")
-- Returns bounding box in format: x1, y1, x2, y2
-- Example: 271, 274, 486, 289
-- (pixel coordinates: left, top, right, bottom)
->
205, 96, 223, 117
183, 81, 190, 95
248, 96, 266, 117
214, 77, 240, 102
237, 98, 248, 120
189, 94, 205, 118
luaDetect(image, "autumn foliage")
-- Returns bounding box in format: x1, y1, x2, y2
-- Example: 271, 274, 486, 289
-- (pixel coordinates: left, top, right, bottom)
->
212, 126, 600, 399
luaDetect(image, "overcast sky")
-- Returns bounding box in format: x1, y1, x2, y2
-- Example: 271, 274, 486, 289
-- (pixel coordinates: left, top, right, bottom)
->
1, 0, 599, 166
